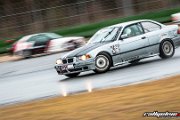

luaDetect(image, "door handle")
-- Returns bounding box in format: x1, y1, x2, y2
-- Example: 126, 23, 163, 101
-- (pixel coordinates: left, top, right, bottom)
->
141, 36, 146, 39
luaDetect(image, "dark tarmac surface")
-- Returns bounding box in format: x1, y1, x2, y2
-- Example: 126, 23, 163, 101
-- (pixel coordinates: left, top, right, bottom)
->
1, 48, 180, 105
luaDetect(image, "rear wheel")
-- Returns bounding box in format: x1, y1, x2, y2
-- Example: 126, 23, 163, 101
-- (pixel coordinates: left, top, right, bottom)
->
94, 53, 112, 73
65, 72, 80, 78
159, 40, 175, 59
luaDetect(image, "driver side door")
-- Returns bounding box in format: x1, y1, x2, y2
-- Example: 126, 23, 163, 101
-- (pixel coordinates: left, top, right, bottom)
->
117, 23, 150, 62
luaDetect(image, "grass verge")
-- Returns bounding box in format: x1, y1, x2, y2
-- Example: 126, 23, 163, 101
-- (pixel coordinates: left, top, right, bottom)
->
0, 75, 180, 120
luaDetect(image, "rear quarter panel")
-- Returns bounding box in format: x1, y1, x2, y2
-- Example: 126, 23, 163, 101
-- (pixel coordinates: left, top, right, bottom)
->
145, 25, 178, 55
160, 25, 178, 41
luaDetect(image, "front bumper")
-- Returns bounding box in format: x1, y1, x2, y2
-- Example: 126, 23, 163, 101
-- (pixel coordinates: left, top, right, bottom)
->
54, 58, 95, 75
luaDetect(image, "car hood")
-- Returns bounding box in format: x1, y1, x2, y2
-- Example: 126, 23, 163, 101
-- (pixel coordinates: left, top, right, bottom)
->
62, 42, 108, 58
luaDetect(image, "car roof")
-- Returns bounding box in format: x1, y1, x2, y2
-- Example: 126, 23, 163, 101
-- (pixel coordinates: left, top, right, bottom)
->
25, 32, 59, 37
35, 32, 58, 36
107, 19, 160, 28
18, 33, 61, 42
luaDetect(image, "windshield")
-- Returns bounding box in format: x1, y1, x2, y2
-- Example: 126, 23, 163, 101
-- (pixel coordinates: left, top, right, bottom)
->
44, 33, 62, 39
18, 35, 35, 42
88, 27, 120, 44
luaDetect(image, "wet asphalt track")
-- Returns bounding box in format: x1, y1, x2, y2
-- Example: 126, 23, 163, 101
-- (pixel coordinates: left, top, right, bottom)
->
1, 48, 180, 106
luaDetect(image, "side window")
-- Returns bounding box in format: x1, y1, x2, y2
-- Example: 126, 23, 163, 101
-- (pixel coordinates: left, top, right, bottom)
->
121, 23, 144, 38
28, 35, 49, 42
141, 22, 161, 33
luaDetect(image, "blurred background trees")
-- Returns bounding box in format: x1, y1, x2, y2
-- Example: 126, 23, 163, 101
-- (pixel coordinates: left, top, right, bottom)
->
0, 0, 180, 39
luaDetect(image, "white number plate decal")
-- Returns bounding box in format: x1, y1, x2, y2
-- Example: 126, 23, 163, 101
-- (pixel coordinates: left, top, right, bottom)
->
110, 44, 120, 54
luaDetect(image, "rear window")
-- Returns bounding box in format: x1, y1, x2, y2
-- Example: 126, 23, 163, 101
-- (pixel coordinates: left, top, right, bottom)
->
141, 21, 161, 33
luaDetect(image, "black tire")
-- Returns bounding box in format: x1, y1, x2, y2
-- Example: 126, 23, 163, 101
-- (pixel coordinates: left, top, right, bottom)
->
159, 40, 175, 59
65, 72, 80, 78
94, 53, 112, 73
22, 50, 32, 58
129, 59, 140, 64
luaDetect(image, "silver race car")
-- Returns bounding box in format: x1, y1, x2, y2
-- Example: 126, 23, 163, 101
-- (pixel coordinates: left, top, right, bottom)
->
55, 20, 180, 78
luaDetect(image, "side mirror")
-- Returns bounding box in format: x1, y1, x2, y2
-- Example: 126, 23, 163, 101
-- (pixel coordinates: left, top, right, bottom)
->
120, 34, 128, 40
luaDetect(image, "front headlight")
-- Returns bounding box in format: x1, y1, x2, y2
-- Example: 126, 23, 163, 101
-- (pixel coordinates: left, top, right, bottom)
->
79, 54, 91, 61
56, 59, 62, 64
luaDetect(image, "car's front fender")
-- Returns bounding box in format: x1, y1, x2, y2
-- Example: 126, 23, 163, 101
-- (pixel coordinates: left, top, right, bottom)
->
88, 42, 115, 58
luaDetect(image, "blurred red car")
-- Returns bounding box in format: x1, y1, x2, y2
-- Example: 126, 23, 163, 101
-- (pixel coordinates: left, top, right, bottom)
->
171, 13, 180, 22
12, 33, 86, 58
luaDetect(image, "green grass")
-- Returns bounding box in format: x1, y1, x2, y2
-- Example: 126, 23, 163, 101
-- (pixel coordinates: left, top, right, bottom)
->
0, 40, 12, 54
1, 7, 180, 54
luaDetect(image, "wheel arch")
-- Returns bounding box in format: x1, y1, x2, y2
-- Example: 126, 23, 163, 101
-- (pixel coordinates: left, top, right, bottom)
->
159, 38, 175, 51
159, 38, 175, 59
96, 51, 113, 66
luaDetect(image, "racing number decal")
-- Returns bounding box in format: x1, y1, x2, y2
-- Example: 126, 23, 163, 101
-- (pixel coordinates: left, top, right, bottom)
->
110, 44, 120, 54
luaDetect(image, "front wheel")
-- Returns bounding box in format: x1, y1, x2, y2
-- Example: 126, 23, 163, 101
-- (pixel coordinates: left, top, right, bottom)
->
65, 72, 80, 78
94, 53, 112, 73
22, 50, 32, 58
159, 40, 175, 59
